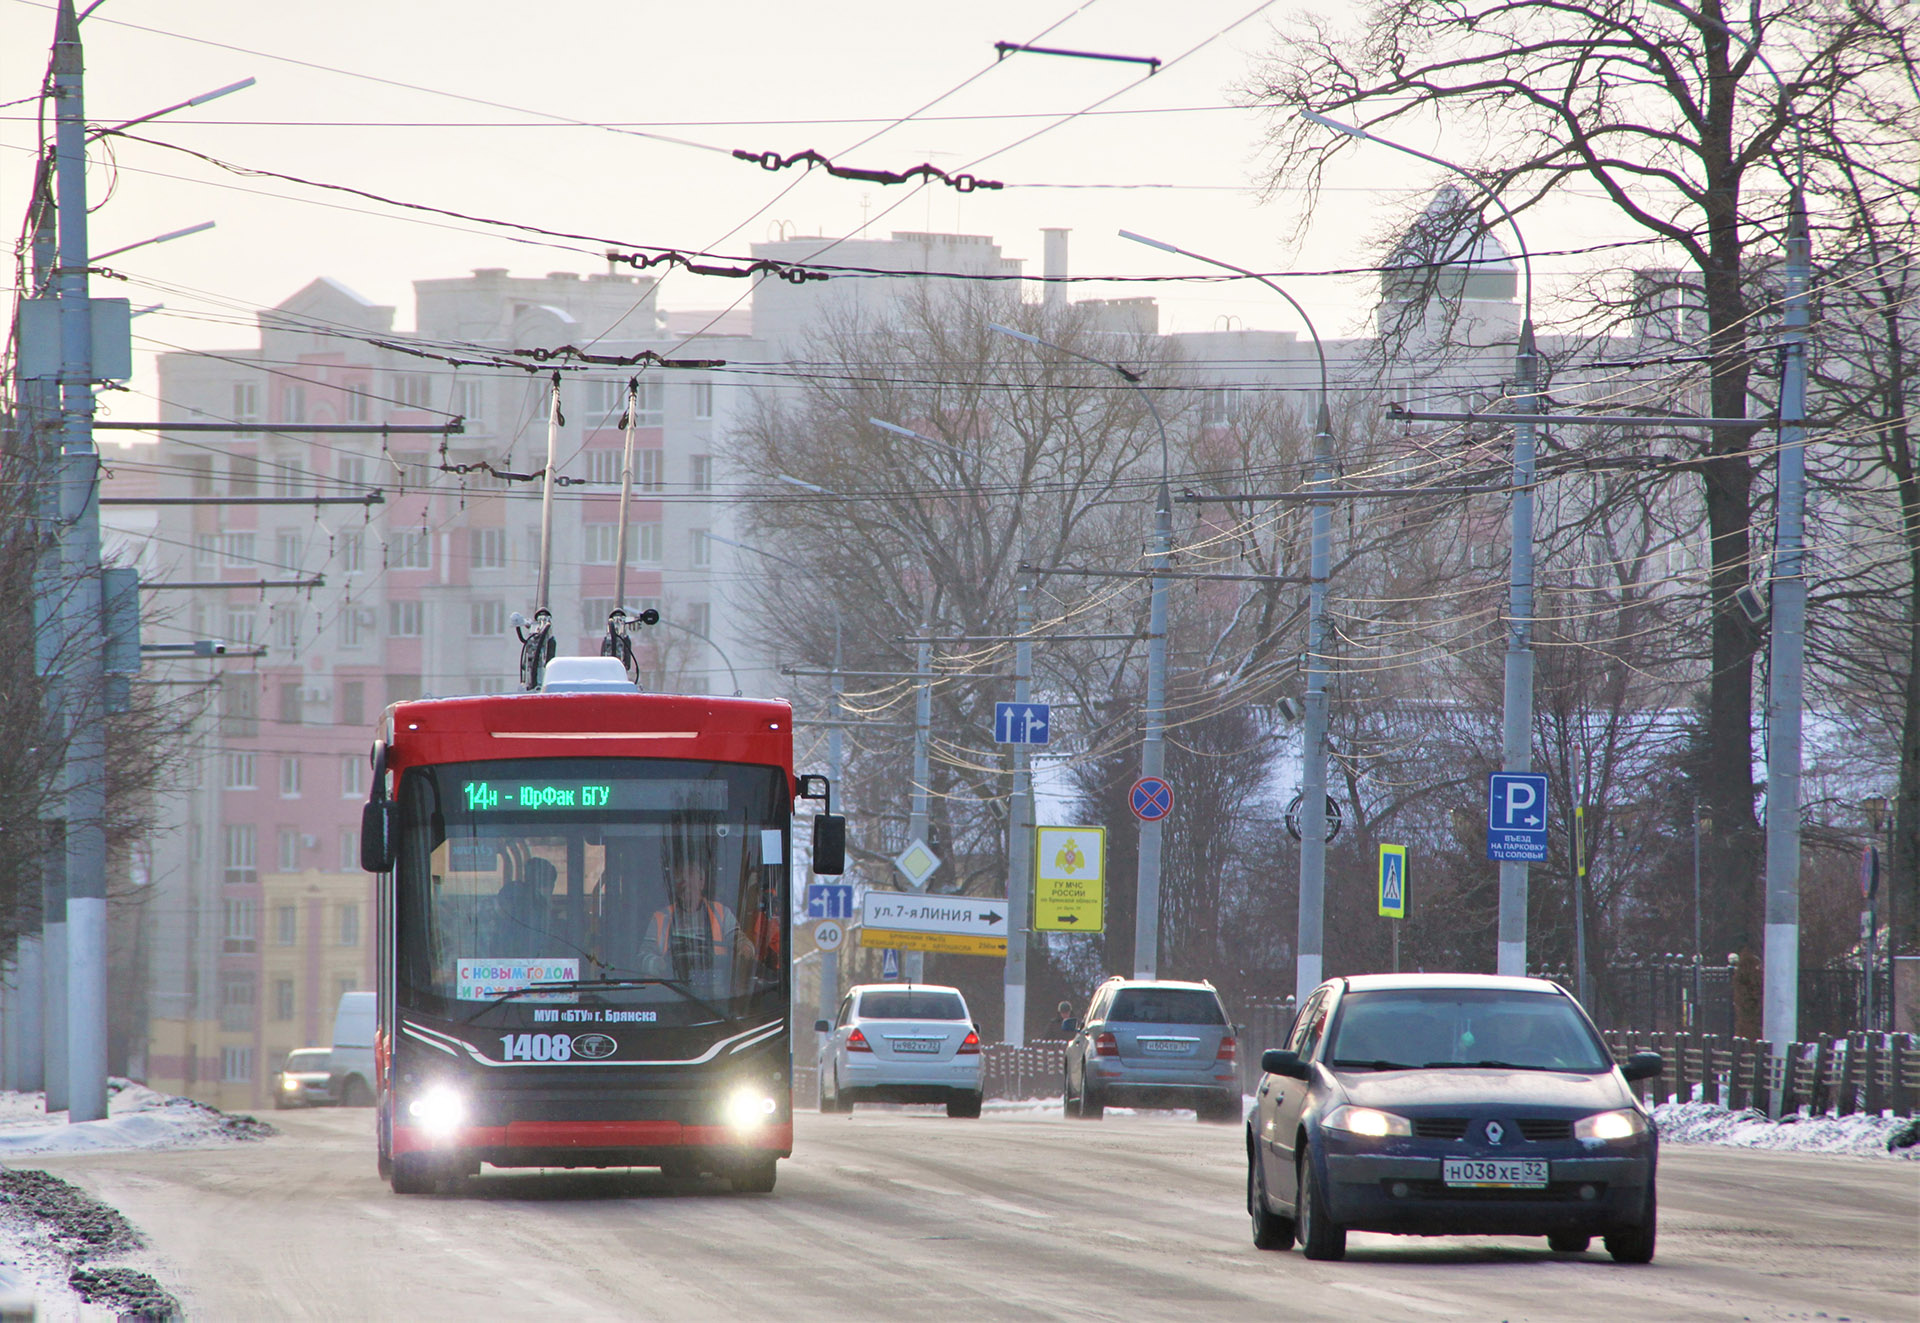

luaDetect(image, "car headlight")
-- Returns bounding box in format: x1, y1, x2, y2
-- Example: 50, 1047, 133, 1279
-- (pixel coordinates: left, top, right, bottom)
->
406, 1086, 467, 1138
1323, 1104, 1412, 1137
281, 1077, 300, 1091
1574, 1108, 1647, 1141
725, 1087, 779, 1131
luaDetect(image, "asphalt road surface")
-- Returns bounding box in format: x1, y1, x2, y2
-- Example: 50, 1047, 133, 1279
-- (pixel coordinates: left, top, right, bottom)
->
29, 1105, 1919, 1321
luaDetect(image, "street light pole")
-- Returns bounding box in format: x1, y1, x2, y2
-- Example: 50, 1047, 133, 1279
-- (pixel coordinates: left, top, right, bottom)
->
1302, 110, 1537, 977
988, 322, 1173, 978
1117, 230, 1336, 1005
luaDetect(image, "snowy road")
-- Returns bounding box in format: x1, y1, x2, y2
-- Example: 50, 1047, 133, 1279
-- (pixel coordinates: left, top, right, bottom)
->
24, 1105, 1920, 1321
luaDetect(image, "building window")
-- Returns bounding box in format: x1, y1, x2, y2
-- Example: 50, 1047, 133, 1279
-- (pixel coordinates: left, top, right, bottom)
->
278, 683, 304, 726
585, 523, 661, 565
224, 752, 257, 790
222, 824, 255, 884
222, 532, 256, 569
388, 600, 423, 637
580, 597, 617, 632
271, 607, 300, 651
339, 829, 359, 872
469, 527, 506, 570
278, 828, 301, 873
344, 385, 370, 423
220, 974, 256, 1034
339, 456, 367, 488
194, 534, 219, 570
275, 904, 297, 946
229, 457, 260, 497
339, 904, 360, 947
184, 455, 215, 494
691, 381, 713, 419
690, 529, 711, 568
282, 385, 306, 424
225, 607, 258, 646
221, 674, 259, 737
275, 531, 303, 570
689, 602, 711, 640
222, 898, 255, 953
583, 449, 661, 490
233, 381, 260, 425
221, 1045, 255, 1083
585, 377, 662, 422
390, 530, 432, 571
690, 455, 713, 493
339, 607, 372, 649
386, 674, 422, 706
341, 755, 364, 799
274, 979, 295, 1022
394, 372, 434, 410
469, 600, 505, 636
583, 524, 618, 565
339, 531, 364, 575
280, 757, 302, 798
337, 680, 364, 727
454, 379, 486, 422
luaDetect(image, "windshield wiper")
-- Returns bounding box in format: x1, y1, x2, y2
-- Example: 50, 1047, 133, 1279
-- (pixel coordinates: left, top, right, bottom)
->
461, 977, 726, 1025
1432, 1059, 1556, 1071
1331, 1058, 1420, 1071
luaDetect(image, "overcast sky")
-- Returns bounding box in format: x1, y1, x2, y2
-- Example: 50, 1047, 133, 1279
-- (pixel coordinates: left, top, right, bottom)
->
4, 0, 1647, 414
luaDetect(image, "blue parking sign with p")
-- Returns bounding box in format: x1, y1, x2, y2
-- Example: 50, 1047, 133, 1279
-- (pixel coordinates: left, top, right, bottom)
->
1487, 772, 1550, 862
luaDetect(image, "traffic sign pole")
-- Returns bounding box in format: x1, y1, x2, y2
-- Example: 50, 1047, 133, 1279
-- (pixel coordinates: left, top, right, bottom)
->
1004, 575, 1034, 1046
905, 632, 932, 983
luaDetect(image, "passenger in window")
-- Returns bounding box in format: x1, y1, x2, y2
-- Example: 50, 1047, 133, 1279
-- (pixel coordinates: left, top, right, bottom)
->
493, 857, 558, 955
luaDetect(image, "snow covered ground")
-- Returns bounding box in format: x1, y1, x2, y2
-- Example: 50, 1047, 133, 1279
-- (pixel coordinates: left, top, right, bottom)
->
0, 1082, 272, 1320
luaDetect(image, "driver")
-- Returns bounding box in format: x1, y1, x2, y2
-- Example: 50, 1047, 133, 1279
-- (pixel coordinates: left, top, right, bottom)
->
639, 853, 742, 981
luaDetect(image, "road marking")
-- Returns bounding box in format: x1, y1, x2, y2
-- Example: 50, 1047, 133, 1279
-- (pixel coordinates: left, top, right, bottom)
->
885, 1177, 1047, 1222
1327, 1281, 1467, 1316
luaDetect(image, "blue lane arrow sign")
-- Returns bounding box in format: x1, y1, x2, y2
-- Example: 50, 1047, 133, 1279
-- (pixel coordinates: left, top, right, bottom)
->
994, 701, 1052, 746
807, 882, 855, 920
1487, 772, 1550, 862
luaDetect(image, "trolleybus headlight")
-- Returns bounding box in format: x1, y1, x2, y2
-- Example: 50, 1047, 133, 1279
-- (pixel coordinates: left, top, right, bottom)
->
725, 1088, 779, 1130
407, 1086, 468, 1138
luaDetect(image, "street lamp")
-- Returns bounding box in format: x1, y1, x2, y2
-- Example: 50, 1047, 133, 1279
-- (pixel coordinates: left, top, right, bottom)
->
1117, 228, 1336, 1007
988, 320, 1173, 979
1301, 109, 1539, 979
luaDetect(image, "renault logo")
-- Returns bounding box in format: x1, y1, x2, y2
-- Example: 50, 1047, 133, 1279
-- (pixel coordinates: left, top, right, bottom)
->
1484, 1120, 1505, 1145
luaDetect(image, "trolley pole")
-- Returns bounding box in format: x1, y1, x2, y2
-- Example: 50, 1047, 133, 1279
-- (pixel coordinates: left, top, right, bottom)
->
1004, 575, 1035, 1045
53, 0, 109, 1121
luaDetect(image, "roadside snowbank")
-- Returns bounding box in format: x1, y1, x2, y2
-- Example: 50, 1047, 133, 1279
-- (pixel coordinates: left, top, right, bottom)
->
0, 1079, 272, 1158
1652, 1099, 1919, 1158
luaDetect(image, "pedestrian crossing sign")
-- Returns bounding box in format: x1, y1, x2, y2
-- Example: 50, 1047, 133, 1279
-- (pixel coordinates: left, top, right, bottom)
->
1378, 843, 1407, 918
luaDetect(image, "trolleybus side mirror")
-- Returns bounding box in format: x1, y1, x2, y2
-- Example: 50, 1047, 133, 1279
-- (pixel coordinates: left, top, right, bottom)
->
812, 814, 847, 876
360, 740, 395, 873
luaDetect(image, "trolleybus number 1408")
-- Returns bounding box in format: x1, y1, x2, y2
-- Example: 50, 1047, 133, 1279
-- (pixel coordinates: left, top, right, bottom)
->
501, 1032, 574, 1062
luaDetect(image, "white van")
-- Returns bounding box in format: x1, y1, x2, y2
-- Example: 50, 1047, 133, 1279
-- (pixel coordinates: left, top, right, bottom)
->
330, 991, 377, 1106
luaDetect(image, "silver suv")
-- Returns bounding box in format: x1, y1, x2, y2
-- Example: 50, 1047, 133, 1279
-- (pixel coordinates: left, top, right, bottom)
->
1063, 977, 1241, 1122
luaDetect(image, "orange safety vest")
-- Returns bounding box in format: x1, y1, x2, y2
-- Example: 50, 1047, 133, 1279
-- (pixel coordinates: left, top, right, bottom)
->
651, 899, 727, 951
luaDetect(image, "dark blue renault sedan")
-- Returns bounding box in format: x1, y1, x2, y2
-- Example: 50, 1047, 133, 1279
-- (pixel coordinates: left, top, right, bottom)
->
1247, 974, 1661, 1263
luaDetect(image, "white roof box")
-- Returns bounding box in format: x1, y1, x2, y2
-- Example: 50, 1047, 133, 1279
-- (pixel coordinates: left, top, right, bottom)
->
540, 656, 637, 693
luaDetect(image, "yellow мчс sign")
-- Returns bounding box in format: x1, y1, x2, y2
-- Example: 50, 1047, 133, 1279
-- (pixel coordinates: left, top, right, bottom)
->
858, 928, 1008, 957
1034, 825, 1106, 932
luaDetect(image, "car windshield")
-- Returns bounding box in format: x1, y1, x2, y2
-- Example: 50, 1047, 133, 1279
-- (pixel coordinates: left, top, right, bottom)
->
286, 1051, 330, 1072
1327, 988, 1610, 1071
394, 757, 788, 1017
860, 991, 968, 1021
1108, 988, 1226, 1025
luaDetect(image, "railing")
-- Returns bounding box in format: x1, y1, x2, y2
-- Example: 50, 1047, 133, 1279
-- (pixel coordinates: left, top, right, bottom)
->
1605, 1030, 1920, 1118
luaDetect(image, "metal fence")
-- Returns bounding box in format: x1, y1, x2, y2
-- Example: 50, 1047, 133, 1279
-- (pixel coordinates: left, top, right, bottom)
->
1532, 960, 1890, 1039
1606, 1030, 1920, 1118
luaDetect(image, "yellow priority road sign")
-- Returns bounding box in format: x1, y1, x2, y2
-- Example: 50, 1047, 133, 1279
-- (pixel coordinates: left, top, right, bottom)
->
1035, 826, 1106, 932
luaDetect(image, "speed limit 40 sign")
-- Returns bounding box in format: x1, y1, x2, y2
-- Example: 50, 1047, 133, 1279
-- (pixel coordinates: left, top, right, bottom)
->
814, 920, 844, 952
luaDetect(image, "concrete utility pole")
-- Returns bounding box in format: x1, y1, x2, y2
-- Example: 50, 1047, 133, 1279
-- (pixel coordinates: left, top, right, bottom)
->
1302, 111, 1537, 976
817, 621, 843, 1086
987, 322, 1172, 980
52, 0, 108, 1121
1764, 192, 1812, 1053
1004, 575, 1035, 1045
904, 634, 933, 982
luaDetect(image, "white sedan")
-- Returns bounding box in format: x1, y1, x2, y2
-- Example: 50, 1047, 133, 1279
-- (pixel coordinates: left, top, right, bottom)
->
817, 983, 984, 1118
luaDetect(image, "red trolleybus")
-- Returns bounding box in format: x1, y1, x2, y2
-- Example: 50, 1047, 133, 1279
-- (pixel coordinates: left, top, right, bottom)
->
359, 654, 843, 1195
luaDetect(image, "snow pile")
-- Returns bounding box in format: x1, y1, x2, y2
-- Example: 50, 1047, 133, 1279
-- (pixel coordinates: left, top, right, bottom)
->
1653, 1100, 1920, 1158
0, 1079, 274, 1158
0, 1170, 180, 1321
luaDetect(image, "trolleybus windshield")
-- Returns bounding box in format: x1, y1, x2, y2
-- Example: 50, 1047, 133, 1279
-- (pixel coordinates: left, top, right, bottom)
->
393, 757, 788, 1019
